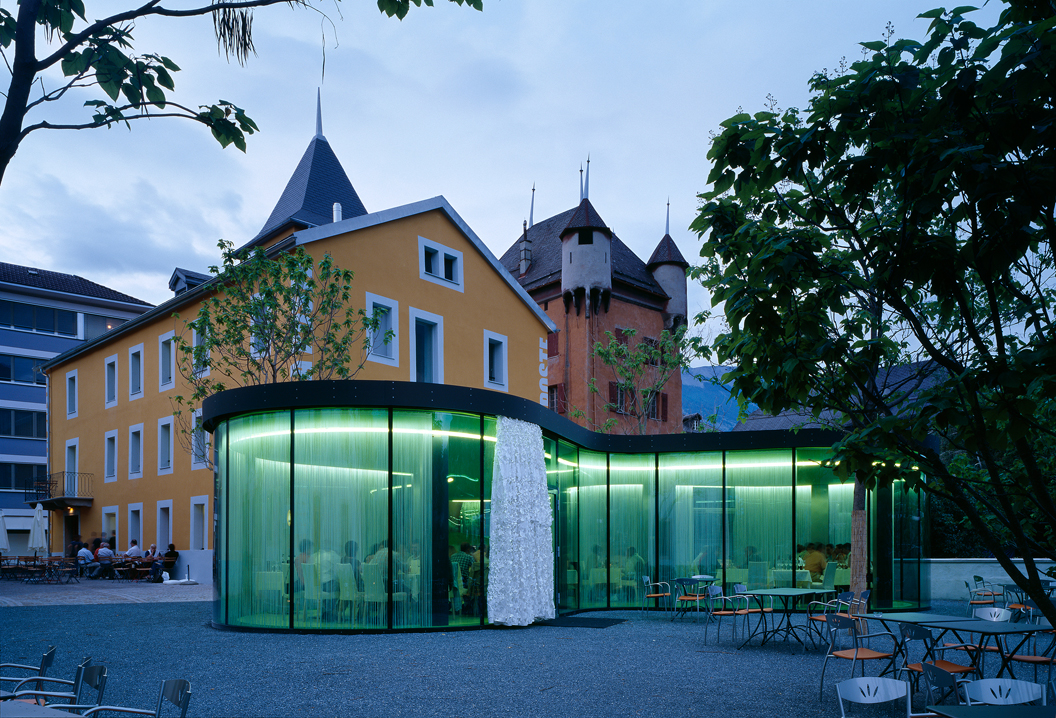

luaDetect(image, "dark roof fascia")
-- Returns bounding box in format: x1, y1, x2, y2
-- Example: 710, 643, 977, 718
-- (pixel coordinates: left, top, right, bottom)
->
202, 379, 842, 453
292, 195, 557, 334
0, 281, 154, 315
235, 220, 311, 255
40, 275, 220, 373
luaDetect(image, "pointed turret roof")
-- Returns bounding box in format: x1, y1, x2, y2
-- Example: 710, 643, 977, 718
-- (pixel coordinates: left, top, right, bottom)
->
560, 198, 612, 240
647, 234, 689, 270
247, 100, 367, 247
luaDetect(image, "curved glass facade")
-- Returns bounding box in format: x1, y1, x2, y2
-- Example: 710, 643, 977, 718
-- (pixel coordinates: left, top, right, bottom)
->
208, 385, 928, 632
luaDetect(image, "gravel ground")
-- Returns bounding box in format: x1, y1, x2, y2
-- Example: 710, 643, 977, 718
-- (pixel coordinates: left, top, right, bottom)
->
1, 600, 976, 718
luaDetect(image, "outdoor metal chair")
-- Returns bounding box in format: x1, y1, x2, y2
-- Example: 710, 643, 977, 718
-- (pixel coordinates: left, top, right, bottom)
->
834, 677, 911, 718
921, 661, 967, 707
965, 580, 996, 615
671, 578, 706, 621
0, 645, 56, 692
973, 575, 1004, 602
820, 614, 898, 700
807, 590, 854, 649
895, 622, 977, 694
640, 576, 671, 616
945, 606, 1014, 657
963, 678, 1046, 706
701, 584, 742, 645
1005, 617, 1055, 705
9, 660, 106, 711
732, 582, 771, 641
76, 678, 191, 717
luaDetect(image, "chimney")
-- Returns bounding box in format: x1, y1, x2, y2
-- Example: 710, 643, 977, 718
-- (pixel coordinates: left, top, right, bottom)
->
333, 203, 342, 223
519, 220, 532, 275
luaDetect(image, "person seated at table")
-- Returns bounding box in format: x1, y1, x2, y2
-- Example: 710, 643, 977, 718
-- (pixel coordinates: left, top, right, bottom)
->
161, 543, 179, 577
740, 545, 760, 568
803, 544, 827, 582
125, 539, 143, 558
77, 543, 97, 577
143, 543, 158, 559
92, 542, 115, 579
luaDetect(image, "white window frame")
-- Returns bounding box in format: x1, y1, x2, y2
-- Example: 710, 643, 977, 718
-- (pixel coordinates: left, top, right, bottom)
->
156, 500, 173, 551
157, 416, 173, 475
418, 236, 464, 292
128, 423, 144, 480
408, 307, 444, 384
192, 328, 210, 378
365, 292, 399, 367
103, 429, 118, 483
294, 360, 312, 379
127, 502, 143, 551
101, 505, 118, 550
64, 437, 79, 473
483, 330, 509, 392
65, 369, 78, 418
128, 343, 144, 400
189, 495, 208, 551
191, 408, 209, 471
158, 330, 175, 392
104, 354, 118, 409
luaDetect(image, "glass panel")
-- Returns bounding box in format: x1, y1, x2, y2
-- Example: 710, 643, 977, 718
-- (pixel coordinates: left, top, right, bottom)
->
480, 416, 495, 624
213, 422, 225, 624
293, 408, 388, 629
578, 450, 607, 608
56, 310, 78, 336
659, 452, 722, 588
609, 453, 654, 607
795, 448, 849, 591
726, 449, 794, 589
392, 410, 482, 629
556, 440, 578, 612
35, 307, 55, 333
12, 302, 33, 329
225, 411, 291, 629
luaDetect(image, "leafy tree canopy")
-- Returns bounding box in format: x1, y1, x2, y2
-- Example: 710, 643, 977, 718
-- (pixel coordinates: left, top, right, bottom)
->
0, 0, 481, 184
691, 1, 1056, 621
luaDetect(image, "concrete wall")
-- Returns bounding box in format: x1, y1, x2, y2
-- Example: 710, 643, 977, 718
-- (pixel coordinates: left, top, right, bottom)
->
166, 549, 214, 585
926, 558, 1055, 601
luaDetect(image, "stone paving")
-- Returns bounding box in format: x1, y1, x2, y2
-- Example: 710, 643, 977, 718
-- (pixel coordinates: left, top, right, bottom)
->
0, 575, 212, 606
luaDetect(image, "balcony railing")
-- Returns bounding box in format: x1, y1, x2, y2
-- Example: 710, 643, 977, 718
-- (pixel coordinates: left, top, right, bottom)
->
25, 472, 94, 504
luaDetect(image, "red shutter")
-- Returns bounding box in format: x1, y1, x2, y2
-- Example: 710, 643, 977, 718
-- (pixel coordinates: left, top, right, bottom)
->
661, 393, 669, 422
547, 332, 559, 357
556, 384, 567, 414
609, 381, 618, 412
613, 328, 627, 345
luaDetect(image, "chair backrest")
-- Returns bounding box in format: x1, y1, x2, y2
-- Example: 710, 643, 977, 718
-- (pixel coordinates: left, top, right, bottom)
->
830, 613, 857, 633
853, 589, 871, 614
820, 562, 837, 589
156, 679, 192, 718
336, 563, 356, 597
899, 622, 932, 643
974, 607, 1012, 622
922, 662, 961, 704
641, 576, 651, 588
301, 562, 318, 600
747, 561, 767, 589
362, 562, 385, 602
733, 583, 748, 595
77, 665, 107, 707
835, 677, 909, 717
964, 678, 1045, 706
589, 568, 607, 586
39, 645, 57, 676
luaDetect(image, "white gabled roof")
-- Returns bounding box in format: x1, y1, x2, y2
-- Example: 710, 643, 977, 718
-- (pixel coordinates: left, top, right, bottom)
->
293, 195, 558, 334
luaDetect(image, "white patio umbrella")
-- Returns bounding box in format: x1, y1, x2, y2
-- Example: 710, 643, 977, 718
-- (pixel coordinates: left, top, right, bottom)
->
28, 503, 47, 557
0, 510, 10, 554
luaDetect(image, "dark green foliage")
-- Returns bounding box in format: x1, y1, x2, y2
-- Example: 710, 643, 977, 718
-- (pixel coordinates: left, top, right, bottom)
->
692, 1, 1056, 620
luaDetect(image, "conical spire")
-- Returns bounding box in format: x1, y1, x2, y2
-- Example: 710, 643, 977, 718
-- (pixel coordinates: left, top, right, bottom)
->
315, 88, 323, 139
584, 154, 590, 200
529, 184, 535, 228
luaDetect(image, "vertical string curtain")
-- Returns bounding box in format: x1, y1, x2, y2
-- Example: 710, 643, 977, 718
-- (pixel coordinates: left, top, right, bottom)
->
487, 416, 554, 626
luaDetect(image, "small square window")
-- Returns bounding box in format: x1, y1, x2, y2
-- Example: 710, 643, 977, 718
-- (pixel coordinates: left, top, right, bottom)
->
418, 237, 464, 292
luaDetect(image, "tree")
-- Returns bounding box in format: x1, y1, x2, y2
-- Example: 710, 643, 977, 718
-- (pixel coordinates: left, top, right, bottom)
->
691, 1, 1056, 623
170, 239, 382, 466
0, 0, 481, 185
572, 325, 687, 435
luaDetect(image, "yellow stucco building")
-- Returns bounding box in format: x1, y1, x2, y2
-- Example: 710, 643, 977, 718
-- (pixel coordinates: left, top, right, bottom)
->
40, 120, 555, 580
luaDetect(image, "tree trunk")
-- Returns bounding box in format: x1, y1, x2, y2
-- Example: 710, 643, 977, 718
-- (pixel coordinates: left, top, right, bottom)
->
0, 0, 41, 186
850, 475, 868, 614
